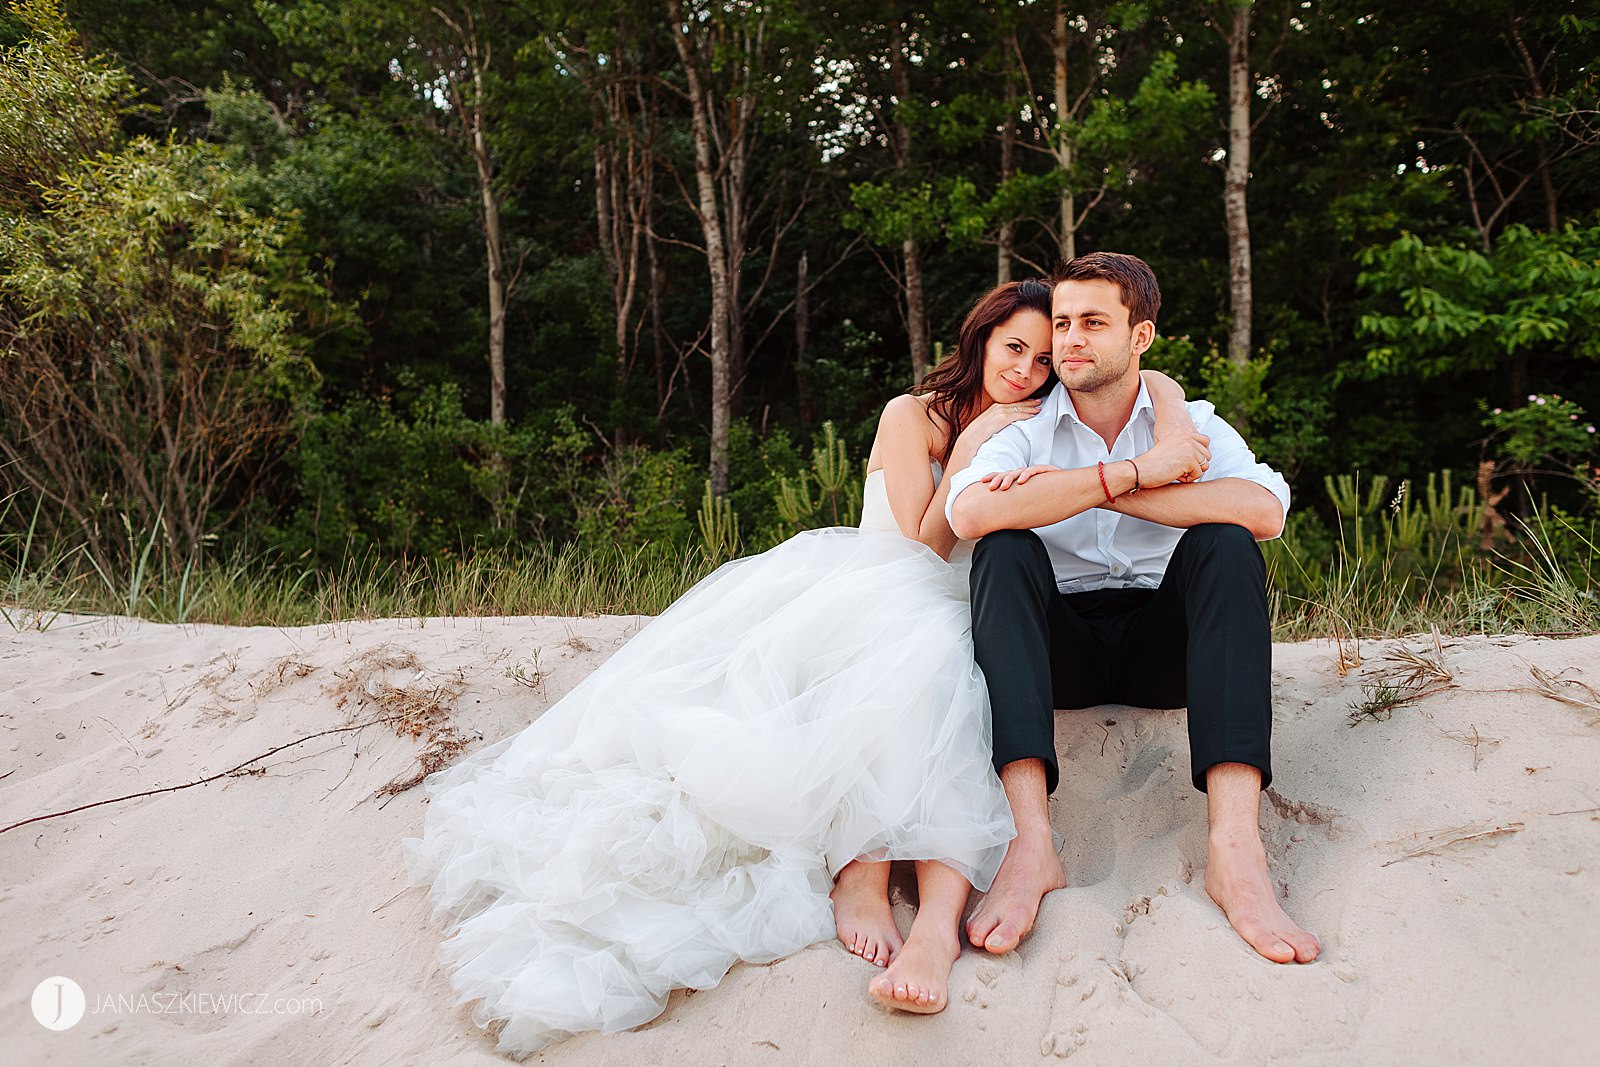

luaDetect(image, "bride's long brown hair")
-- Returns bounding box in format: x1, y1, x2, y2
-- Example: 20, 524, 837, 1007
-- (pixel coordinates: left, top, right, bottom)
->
912, 279, 1054, 469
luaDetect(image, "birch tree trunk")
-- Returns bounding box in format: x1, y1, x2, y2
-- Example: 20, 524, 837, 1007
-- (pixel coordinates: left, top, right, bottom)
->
998, 36, 1017, 285
668, 0, 733, 496
795, 250, 812, 426
904, 237, 929, 382
1053, 2, 1075, 263
646, 179, 668, 429
466, 63, 509, 424
435, 6, 512, 426
1223, 0, 1253, 369
888, 16, 929, 382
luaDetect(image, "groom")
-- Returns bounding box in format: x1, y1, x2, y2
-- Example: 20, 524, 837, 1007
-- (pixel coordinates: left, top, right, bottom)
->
946, 251, 1319, 965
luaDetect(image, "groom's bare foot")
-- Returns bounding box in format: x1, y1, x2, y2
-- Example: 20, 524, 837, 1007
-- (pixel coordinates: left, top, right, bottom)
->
965, 833, 1067, 954
831, 861, 901, 967
1205, 830, 1320, 964
868, 929, 960, 1014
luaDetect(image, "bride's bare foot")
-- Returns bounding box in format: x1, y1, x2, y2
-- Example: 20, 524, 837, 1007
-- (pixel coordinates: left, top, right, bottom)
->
868, 929, 960, 1014
1205, 830, 1320, 964
831, 860, 901, 967
965, 832, 1067, 954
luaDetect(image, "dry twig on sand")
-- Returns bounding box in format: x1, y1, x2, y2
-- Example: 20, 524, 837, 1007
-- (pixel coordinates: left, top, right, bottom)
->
2, 645, 474, 835
0, 715, 407, 836
1380, 821, 1525, 866
1523, 665, 1600, 723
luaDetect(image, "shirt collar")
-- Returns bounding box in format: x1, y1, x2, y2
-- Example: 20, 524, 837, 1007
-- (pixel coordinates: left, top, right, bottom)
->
1049, 377, 1155, 428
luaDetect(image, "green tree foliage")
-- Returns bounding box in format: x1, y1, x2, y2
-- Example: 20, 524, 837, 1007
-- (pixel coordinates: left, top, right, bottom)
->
0, 0, 135, 205
0, 1, 329, 572
1357, 221, 1600, 382
0, 0, 1596, 575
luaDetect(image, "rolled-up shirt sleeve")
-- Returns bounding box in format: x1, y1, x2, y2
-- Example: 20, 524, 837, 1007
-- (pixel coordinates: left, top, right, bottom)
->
1193, 406, 1291, 537
944, 422, 1031, 529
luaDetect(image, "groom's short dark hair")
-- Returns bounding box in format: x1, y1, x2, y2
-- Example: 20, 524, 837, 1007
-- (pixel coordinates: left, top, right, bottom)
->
1052, 252, 1161, 329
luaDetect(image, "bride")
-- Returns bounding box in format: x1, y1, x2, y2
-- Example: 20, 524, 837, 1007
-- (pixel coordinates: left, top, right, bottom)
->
404, 279, 1193, 1054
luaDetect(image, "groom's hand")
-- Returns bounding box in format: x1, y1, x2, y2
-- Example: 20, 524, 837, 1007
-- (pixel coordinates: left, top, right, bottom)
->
981, 465, 1061, 492
1136, 430, 1211, 486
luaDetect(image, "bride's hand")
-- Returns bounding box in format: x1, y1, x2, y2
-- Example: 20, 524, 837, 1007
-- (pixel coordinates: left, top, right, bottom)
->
981, 464, 1060, 491
1141, 369, 1206, 481
959, 398, 1042, 451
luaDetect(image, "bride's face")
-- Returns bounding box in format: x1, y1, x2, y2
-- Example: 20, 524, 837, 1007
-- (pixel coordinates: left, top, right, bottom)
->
981, 309, 1053, 407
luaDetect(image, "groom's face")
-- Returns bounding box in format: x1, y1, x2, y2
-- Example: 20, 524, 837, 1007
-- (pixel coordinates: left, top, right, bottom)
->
1051, 279, 1154, 394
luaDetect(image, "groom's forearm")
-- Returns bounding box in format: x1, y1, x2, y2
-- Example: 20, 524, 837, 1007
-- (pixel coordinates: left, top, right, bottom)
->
1101, 478, 1285, 539
950, 465, 1136, 539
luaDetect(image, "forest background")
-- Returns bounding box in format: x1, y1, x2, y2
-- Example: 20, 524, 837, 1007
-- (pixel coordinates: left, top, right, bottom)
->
2, 0, 1598, 635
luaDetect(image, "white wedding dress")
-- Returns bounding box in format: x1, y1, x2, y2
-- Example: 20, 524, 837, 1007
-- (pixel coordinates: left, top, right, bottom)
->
404, 469, 1015, 1056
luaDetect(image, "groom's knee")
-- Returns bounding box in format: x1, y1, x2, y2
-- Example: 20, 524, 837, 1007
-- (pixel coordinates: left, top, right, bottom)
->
972, 528, 1049, 573
1173, 523, 1264, 581
1176, 522, 1258, 557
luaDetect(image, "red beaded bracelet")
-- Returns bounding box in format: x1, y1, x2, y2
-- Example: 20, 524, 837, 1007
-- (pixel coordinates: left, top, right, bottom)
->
1096, 460, 1115, 504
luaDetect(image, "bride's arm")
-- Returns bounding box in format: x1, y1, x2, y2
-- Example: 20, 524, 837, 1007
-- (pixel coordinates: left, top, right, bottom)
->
872, 394, 1041, 560
871, 395, 946, 551
1141, 369, 1198, 441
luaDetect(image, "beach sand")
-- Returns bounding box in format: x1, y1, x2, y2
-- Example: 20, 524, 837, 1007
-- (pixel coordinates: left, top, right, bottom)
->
3, 613, 1597, 1065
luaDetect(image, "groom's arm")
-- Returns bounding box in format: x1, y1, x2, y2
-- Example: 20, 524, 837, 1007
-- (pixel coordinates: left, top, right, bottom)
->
949, 465, 1123, 540
948, 418, 1215, 539
1102, 478, 1285, 539
1100, 413, 1289, 539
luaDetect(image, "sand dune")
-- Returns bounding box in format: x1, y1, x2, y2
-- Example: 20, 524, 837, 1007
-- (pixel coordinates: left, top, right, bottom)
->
3, 613, 1596, 1065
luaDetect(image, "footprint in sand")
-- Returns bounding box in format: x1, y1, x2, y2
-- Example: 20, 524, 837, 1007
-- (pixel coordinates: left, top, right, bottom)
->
1117, 889, 1367, 1059
1038, 952, 1201, 1060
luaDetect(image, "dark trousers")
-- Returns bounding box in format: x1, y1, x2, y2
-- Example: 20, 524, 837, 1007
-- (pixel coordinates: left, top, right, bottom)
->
970, 524, 1272, 795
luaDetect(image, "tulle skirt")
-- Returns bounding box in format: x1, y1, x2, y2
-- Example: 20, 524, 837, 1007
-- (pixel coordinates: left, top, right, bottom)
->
404, 527, 1015, 1056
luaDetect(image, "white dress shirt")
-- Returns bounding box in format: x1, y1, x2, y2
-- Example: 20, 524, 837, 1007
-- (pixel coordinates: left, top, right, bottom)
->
945, 380, 1291, 593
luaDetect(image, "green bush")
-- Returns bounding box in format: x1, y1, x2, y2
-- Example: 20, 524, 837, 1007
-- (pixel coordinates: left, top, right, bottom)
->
266, 379, 567, 563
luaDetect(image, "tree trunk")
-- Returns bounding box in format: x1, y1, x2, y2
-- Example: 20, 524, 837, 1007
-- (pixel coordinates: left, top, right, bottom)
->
904, 236, 929, 382
998, 39, 1017, 285
646, 183, 668, 431
669, 0, 733, 496
727, 183, 746, 413
470, 61, 508, 425
888, 15, 929, 382
1054, 3, 1075, 263
433, 6, 511, 428
1223, 1, 1253, 370
795, 250, 812, 426
1536, 141, 1559, 232
1507, 17, 1560, 232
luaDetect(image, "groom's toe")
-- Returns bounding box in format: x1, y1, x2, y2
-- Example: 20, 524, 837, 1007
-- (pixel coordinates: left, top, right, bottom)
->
983, 920, 1024, 953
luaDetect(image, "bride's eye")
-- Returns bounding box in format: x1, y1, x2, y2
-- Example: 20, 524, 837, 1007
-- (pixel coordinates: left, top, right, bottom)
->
1007, 342, 1022, 353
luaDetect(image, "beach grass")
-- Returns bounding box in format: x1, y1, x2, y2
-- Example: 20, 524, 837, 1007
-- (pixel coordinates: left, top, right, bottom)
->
2, 516, 1596, 639
0, 540, 718, 631
1265, 513, 1600, 643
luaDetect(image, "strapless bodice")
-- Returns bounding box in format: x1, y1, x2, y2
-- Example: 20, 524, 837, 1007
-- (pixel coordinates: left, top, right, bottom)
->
860, 466, 973, 568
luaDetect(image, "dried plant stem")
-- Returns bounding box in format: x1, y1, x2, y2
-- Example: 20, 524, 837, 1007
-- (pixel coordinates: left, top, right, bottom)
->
0, 714, 403, 836
1380, 821, 1525, 866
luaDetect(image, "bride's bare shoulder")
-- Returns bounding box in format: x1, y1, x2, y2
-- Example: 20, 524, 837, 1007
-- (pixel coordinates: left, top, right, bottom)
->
867, 393, 941, 468
876, 392, 936, 432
